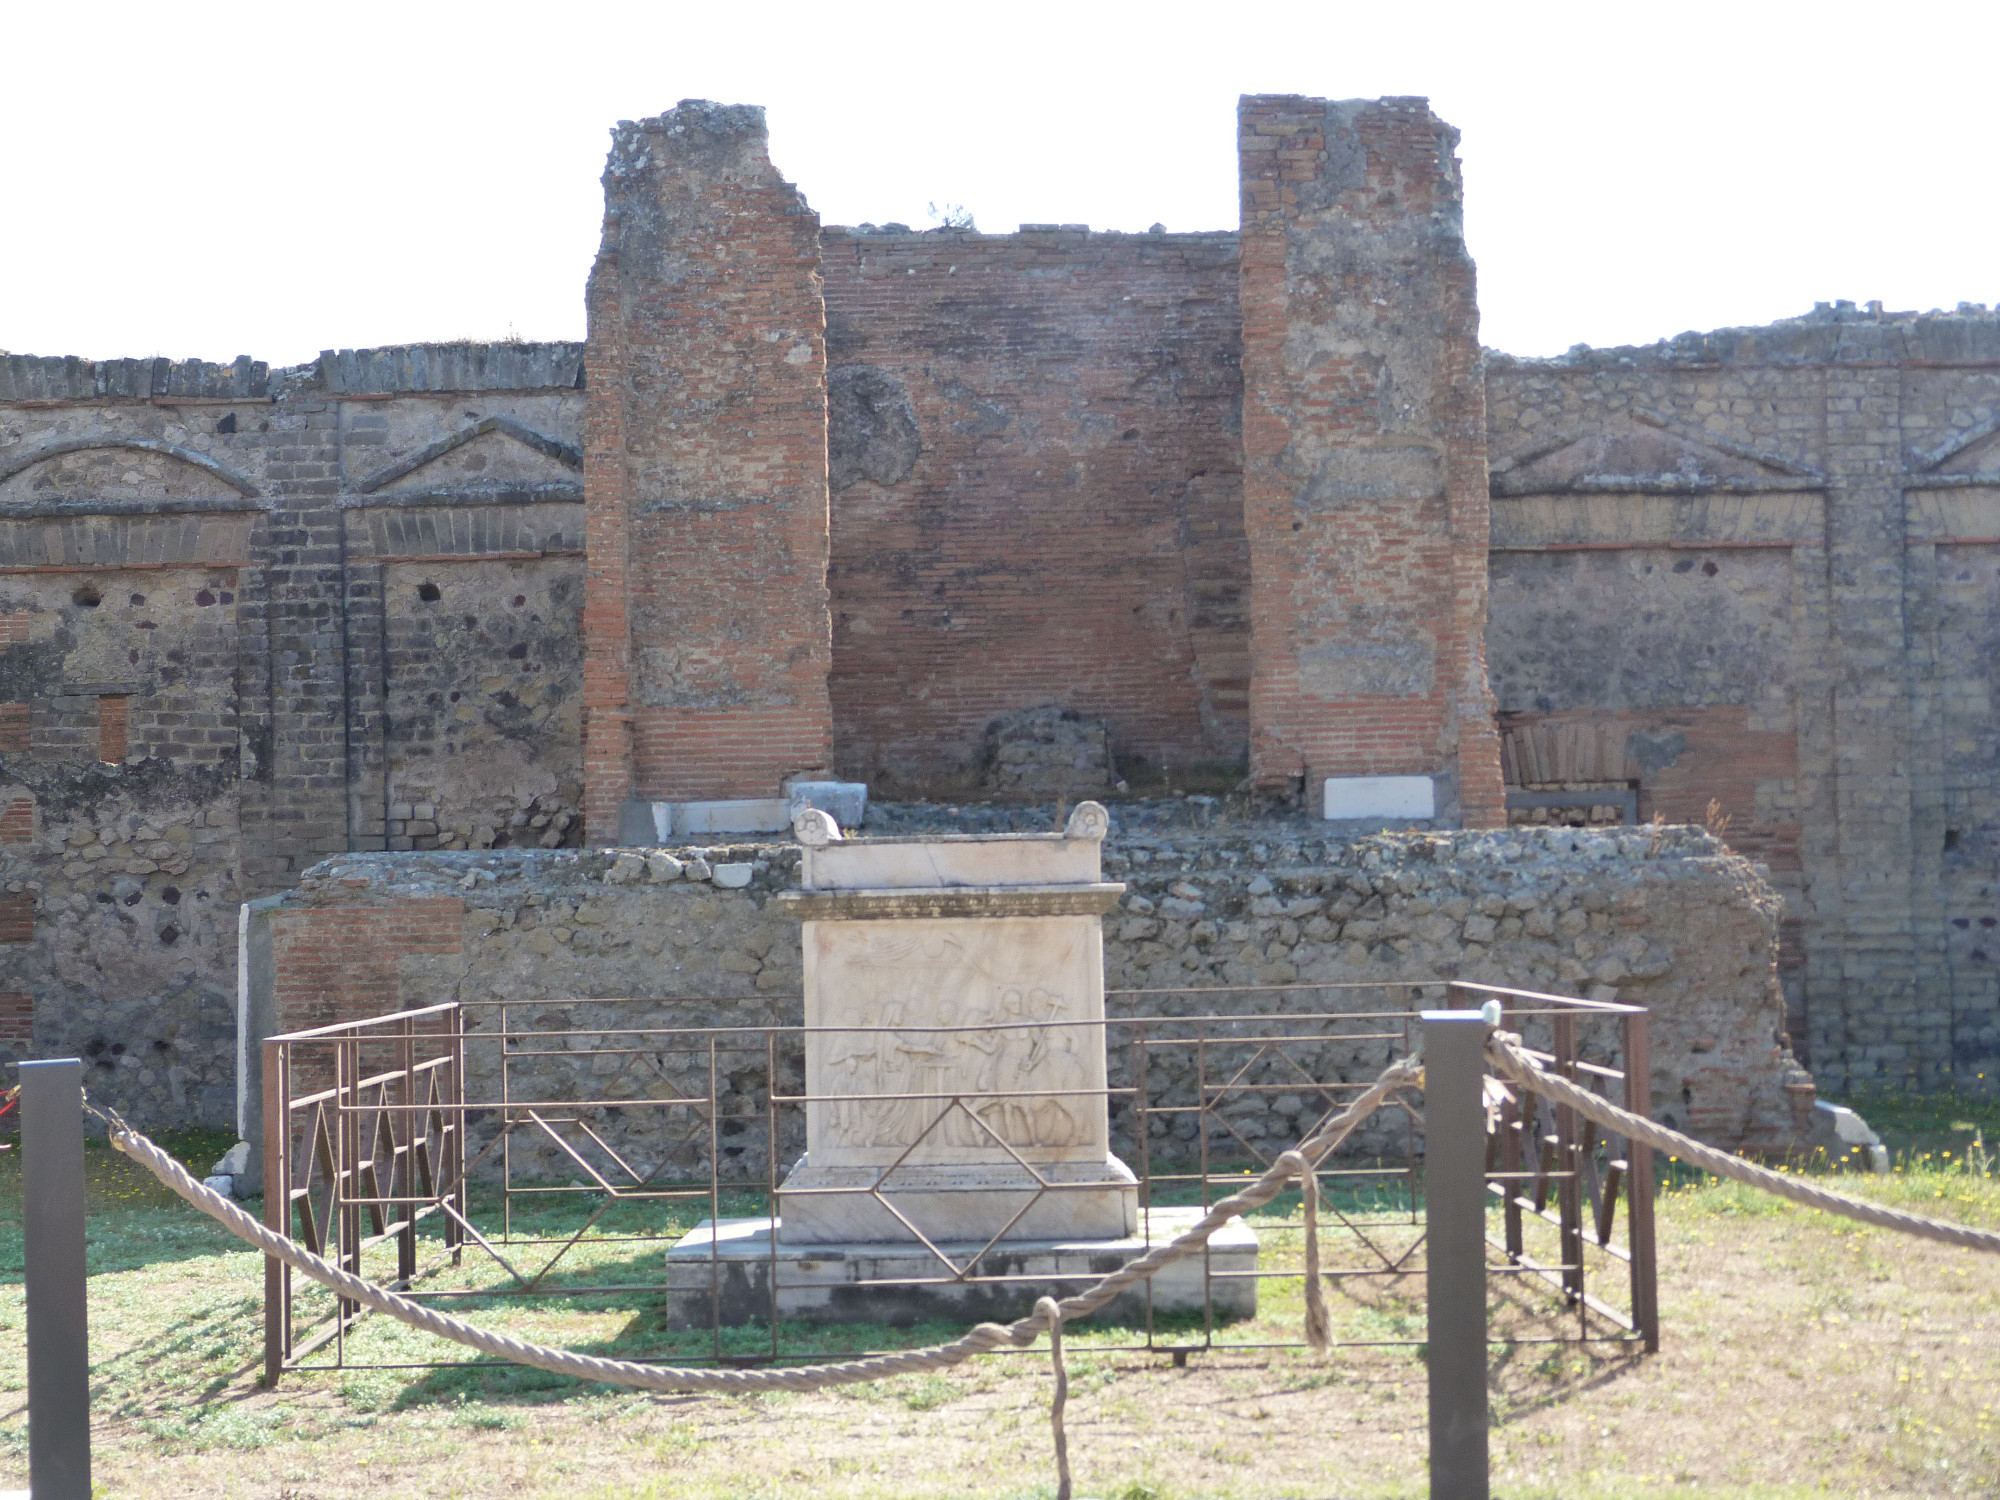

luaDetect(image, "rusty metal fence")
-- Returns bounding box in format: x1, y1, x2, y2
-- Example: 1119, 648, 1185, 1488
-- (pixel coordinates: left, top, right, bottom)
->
260, 981, 1658, 1382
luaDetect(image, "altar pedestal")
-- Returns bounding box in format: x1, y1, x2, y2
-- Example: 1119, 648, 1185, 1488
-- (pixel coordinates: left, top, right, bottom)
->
663, 803, 1257, 1325
772, 802, 1137, 1245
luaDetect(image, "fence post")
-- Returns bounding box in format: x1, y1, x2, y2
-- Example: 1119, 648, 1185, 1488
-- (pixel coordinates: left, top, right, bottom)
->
20, 1058, 92, 1500
263, 1035, 286, 1387
1421, 1011, 1489, 1500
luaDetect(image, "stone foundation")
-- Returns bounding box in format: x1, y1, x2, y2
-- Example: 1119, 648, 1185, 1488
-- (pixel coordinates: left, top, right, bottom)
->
243, 813, 1810, 1169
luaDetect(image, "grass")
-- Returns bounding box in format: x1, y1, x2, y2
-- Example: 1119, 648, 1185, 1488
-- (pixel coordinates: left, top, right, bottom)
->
0, 1106, 1994, 1498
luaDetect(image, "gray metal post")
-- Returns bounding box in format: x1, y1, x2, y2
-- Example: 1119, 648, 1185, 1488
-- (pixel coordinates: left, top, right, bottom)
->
20, 1059, 92, 1499
1421, 1011, 1489, 1500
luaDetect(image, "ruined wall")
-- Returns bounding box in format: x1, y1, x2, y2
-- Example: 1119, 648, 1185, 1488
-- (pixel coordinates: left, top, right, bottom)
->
247, 823, 1805, 1180
1485, 305, 2000, 1090
582, 101, 835, 834
1930, 541, 2000, 1061
0, 346, 587, 1124
14, 94, 2000, 1122
819, 226, 1246, 793
1236, 97, 1504, 823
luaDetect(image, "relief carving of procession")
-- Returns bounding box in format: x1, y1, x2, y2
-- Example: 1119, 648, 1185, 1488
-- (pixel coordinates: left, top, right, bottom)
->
812, 927, 1101, 1157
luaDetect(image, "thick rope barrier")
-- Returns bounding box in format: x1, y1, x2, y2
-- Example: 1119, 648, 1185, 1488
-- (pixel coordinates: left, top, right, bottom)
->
94, 1051, 1421, 1400
95, 1030, 2000, 1496
1485, 1030, 2000, 1256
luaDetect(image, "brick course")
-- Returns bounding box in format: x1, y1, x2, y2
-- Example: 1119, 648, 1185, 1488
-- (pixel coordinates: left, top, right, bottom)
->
269, 895, 464, 1034
0, 797, 31, 843
97, 694, 128, 764
0, 990, 31, 1049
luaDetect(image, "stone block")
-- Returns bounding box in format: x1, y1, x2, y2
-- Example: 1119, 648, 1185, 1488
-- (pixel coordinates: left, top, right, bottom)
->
673, 799, 792, 835
776, 803, 1133, 1247
1324, 776, 1436, 821
785, 779, 868, 829
615, 800, 663, 847
665, 1206, 1256, 1327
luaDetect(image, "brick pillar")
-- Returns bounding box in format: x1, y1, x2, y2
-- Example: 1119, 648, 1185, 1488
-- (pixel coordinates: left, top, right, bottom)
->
581, 101, 834, 839
1238, 95, 1504, 827
582, 241, 636, 840
236, 398, 353, 891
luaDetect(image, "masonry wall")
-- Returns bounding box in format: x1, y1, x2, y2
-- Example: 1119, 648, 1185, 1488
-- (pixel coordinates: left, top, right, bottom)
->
246, 825, 1808, 1182
819, 226, 1247, 792
1485, 305, 2000, 1090
0, 345, 587, 1124
1236, 97, 1504, 824
581, 101, 836, 835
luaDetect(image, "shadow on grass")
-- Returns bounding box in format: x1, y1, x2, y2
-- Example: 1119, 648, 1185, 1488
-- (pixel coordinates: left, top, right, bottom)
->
0, 1127, 245, 1280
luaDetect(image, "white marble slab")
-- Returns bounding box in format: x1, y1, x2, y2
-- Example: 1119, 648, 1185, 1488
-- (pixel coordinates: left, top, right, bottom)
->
1323, 775, 1436, 820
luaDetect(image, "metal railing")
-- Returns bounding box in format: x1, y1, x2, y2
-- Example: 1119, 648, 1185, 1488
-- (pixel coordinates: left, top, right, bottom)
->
260, 980, 1657, 1380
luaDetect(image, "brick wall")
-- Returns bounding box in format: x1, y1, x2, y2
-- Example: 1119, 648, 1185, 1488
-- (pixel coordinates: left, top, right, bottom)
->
820, 226, 1247, 792
0, 990, 31, 1050
1236, 96, 1504, 824
581, 102, 834, 832
10, 104, 2000, 1116
0, 797, 31, 843
268, 894, 464, 1034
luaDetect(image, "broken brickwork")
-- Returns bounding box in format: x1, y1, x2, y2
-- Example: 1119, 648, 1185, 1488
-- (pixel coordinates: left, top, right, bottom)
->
581, 101, 835, 833
1237, 97, 1505, 826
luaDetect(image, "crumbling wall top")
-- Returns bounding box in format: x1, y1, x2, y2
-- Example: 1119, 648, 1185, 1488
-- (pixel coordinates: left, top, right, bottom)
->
1491, 304, 2000, 371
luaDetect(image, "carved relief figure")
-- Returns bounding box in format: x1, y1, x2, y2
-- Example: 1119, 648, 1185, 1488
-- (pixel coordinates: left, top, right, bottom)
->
897, 997, 969, 1147
957, 1003, 1004, 1145
1033, 1029, 1087, 1147
969, 986, 1080, 1147
823, 1005, 878, 1138
864, 999, 915, 1143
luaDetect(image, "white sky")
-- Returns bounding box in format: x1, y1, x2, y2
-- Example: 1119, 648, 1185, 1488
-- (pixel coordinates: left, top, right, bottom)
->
3, 0, 1994, 368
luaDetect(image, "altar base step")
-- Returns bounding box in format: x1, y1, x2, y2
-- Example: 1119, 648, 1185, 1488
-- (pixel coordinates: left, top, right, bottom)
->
664, 1206, 1259, 1328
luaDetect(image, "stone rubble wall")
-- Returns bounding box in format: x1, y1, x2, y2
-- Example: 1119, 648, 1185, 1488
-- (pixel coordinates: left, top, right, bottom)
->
0, 758, 240, 1126
0, 346, 588, 1123
249, 824, 1807, 1185
1486, 303, 2000, 1091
